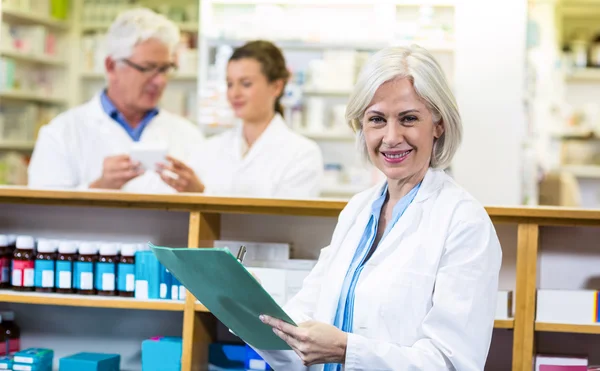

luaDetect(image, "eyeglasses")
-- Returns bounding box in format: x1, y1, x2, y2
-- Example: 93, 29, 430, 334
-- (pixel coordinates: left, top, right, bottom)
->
120, 59, 178, 77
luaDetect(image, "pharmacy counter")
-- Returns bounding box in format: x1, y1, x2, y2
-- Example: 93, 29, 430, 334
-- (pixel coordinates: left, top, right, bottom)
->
0, 187, 600, 370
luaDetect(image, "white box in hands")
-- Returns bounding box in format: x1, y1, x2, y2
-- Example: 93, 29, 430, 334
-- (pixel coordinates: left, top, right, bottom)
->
129, 142, 168, 171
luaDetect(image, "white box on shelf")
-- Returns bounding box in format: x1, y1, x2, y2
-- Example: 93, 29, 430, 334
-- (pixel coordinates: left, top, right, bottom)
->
536, 289, 599, 324
214, 240, 290, 264
496, 290, 513, 319
250, 267, 287, 306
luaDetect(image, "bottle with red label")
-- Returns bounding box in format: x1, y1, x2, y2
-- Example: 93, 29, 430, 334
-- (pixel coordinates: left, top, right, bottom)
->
0, 311, 20, 354
11, 236, 35, 291
0, 235, 10, 289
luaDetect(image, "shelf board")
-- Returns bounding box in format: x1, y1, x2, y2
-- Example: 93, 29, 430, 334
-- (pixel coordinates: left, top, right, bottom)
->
0, 90, 67, 105
0, 49, 67, 67
195, 302, 209, 312
566, 68, 600, 82
80, 71, 197, 81
207, 38, 454, 53
558, 165, 600, 179
0, 290, 186, 311
0, 141, 35, 151
494, 319, 514, 329
210, 0, 454, 6
535, 321, 600, 334
82, 22, 198, 33
320, 183, 370, 197
1, 9, 70, 30
303, 88, 352, 96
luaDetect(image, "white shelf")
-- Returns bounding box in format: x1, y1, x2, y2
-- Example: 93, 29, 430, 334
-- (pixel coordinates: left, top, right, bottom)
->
1, 9, 70, 30
295, 129, 355, 141
82, 22, 198, 33
80, 71, 198, 81
0, 90, 67, 105
566, 68, 600, 82
320, 183, 370, 197
558, 165, 600, 179
0, 141, 35, 151
0, 49, 66, 67
210, 0, 454, 5
303, 88, 352, 96
207, 37, 454, 53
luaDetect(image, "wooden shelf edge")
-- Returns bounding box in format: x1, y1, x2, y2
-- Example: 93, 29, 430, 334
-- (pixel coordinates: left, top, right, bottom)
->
494, 319, 514, 329
535, 321, 600, 334
0, 291, 185, 311
194, 302, 209, 312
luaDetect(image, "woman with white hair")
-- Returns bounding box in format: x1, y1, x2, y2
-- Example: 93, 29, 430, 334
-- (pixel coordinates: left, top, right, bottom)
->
28, 8, 203, 192
255, 45, 502, 370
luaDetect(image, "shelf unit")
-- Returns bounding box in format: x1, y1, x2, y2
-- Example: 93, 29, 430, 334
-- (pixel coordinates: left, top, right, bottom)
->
0, 188, 598, 370
80, 22, 198, 33
0, 8, 70, 30
0, 49, 67, 67
80, 71, 198, 81
0, 141, 36, 152
0, 91, 68, 105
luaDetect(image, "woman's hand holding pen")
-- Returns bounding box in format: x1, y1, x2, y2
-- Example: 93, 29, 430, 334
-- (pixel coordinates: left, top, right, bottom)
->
259, 315, 348, 366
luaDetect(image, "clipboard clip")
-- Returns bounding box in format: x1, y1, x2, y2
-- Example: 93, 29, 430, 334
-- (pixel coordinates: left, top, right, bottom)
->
236, 245, 247, 264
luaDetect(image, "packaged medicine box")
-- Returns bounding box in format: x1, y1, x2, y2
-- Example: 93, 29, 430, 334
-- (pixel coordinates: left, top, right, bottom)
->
536, 290, 599, 324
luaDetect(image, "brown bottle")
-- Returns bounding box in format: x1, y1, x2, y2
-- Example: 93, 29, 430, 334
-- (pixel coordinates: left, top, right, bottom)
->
96, 243, 118, 296
12, 236, 35, 292
75, 242, 97, 295
0, 235, 10, 289
0, 311, 20, 354
34, 239, 57, 293
55, 241, 78, 294
118, 244, 137, 297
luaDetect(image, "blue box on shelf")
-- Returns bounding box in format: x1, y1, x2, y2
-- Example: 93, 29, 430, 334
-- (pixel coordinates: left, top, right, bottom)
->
0, 356, 12, 370
245, 345, 271, 371
58, 352, 120, 371
13, 348, 53, 365
208, 343, 245, 369
141, 336, 182, 371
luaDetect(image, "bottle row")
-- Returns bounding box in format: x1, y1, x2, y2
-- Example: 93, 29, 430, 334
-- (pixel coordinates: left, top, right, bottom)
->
0, 235, 185, 300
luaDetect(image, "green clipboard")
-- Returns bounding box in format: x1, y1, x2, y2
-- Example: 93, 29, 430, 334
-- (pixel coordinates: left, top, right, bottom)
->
149, 243, 297, 350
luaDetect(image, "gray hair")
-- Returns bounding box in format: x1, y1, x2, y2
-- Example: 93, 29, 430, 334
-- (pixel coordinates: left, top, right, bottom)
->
346, 45, 462, 169
104, 8, 180, 61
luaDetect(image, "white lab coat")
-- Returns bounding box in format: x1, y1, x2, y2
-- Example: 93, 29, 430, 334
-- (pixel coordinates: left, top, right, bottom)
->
254, 168, 502, 371
188, 114, 323, 198
28, 94, 204, 193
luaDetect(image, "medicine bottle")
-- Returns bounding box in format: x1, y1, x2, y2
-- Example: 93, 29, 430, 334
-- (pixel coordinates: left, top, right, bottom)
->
0, 235, 10, 289
6, 235, 16, 254
74, 242, 97, 295
55, 241, 77, 294
34, 240, 57, 293
118, 244, 137, 297
96, 243, 118, 296
11, 236, 35, 291
0, 311, 20, 354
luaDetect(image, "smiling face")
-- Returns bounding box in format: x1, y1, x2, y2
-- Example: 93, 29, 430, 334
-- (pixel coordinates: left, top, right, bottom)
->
363, 77, 444, 183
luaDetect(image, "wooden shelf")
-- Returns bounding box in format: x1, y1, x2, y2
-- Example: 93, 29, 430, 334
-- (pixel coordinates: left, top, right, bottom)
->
295, 129, 355, 141
303, 88, 352, 96
0, 141, 35, 151
494, 319, 515, 329
0, 49, 66, 67
535, 322, 600, 334
81, 71, 197, 81
195, 302, 209, 312
0, 290, 186, 311
0, 90, 67, 105
566, 68, 600, 82
1, 9, 69, 30
558, 165, 600, 179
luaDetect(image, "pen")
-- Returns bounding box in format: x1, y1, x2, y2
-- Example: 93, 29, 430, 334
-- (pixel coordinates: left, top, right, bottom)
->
236, 245, 247, 264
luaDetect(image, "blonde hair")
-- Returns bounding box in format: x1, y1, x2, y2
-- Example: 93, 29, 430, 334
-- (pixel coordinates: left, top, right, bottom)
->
346, 45, 462, 169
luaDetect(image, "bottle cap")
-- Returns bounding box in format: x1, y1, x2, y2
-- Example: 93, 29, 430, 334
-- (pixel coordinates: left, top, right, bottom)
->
0, 235, 8, 247
78, 242, 98, 255
16, 236, 34, 250
37, 239, 57, 253
99, 243, 119, 256
0, 311, 14, 321
120, 244, 138, 257
58, 241, 78, 255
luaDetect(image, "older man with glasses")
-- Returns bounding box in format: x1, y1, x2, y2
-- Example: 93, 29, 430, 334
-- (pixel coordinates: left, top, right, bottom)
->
28, 8, 204, 193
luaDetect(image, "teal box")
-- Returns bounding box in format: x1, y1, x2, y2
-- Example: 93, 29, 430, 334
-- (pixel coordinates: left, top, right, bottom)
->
142, 336, 182, 371
135, 251, 160, 299
59, 353, 120, 371
0, 356, 12, 370
12, 361, 52, 371
13, 348, 53, 364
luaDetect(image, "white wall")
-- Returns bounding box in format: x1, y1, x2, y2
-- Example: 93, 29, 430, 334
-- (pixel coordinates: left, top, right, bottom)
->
453, 0, 528, 206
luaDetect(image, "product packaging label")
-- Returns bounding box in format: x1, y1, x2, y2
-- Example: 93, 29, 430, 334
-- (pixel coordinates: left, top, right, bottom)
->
12, 260, 34, 287
95, 262, 115, 291
73, 261, 93, 290
117, 263, 134, 292
34, 260, 55, 288
55, 261, 72, 289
